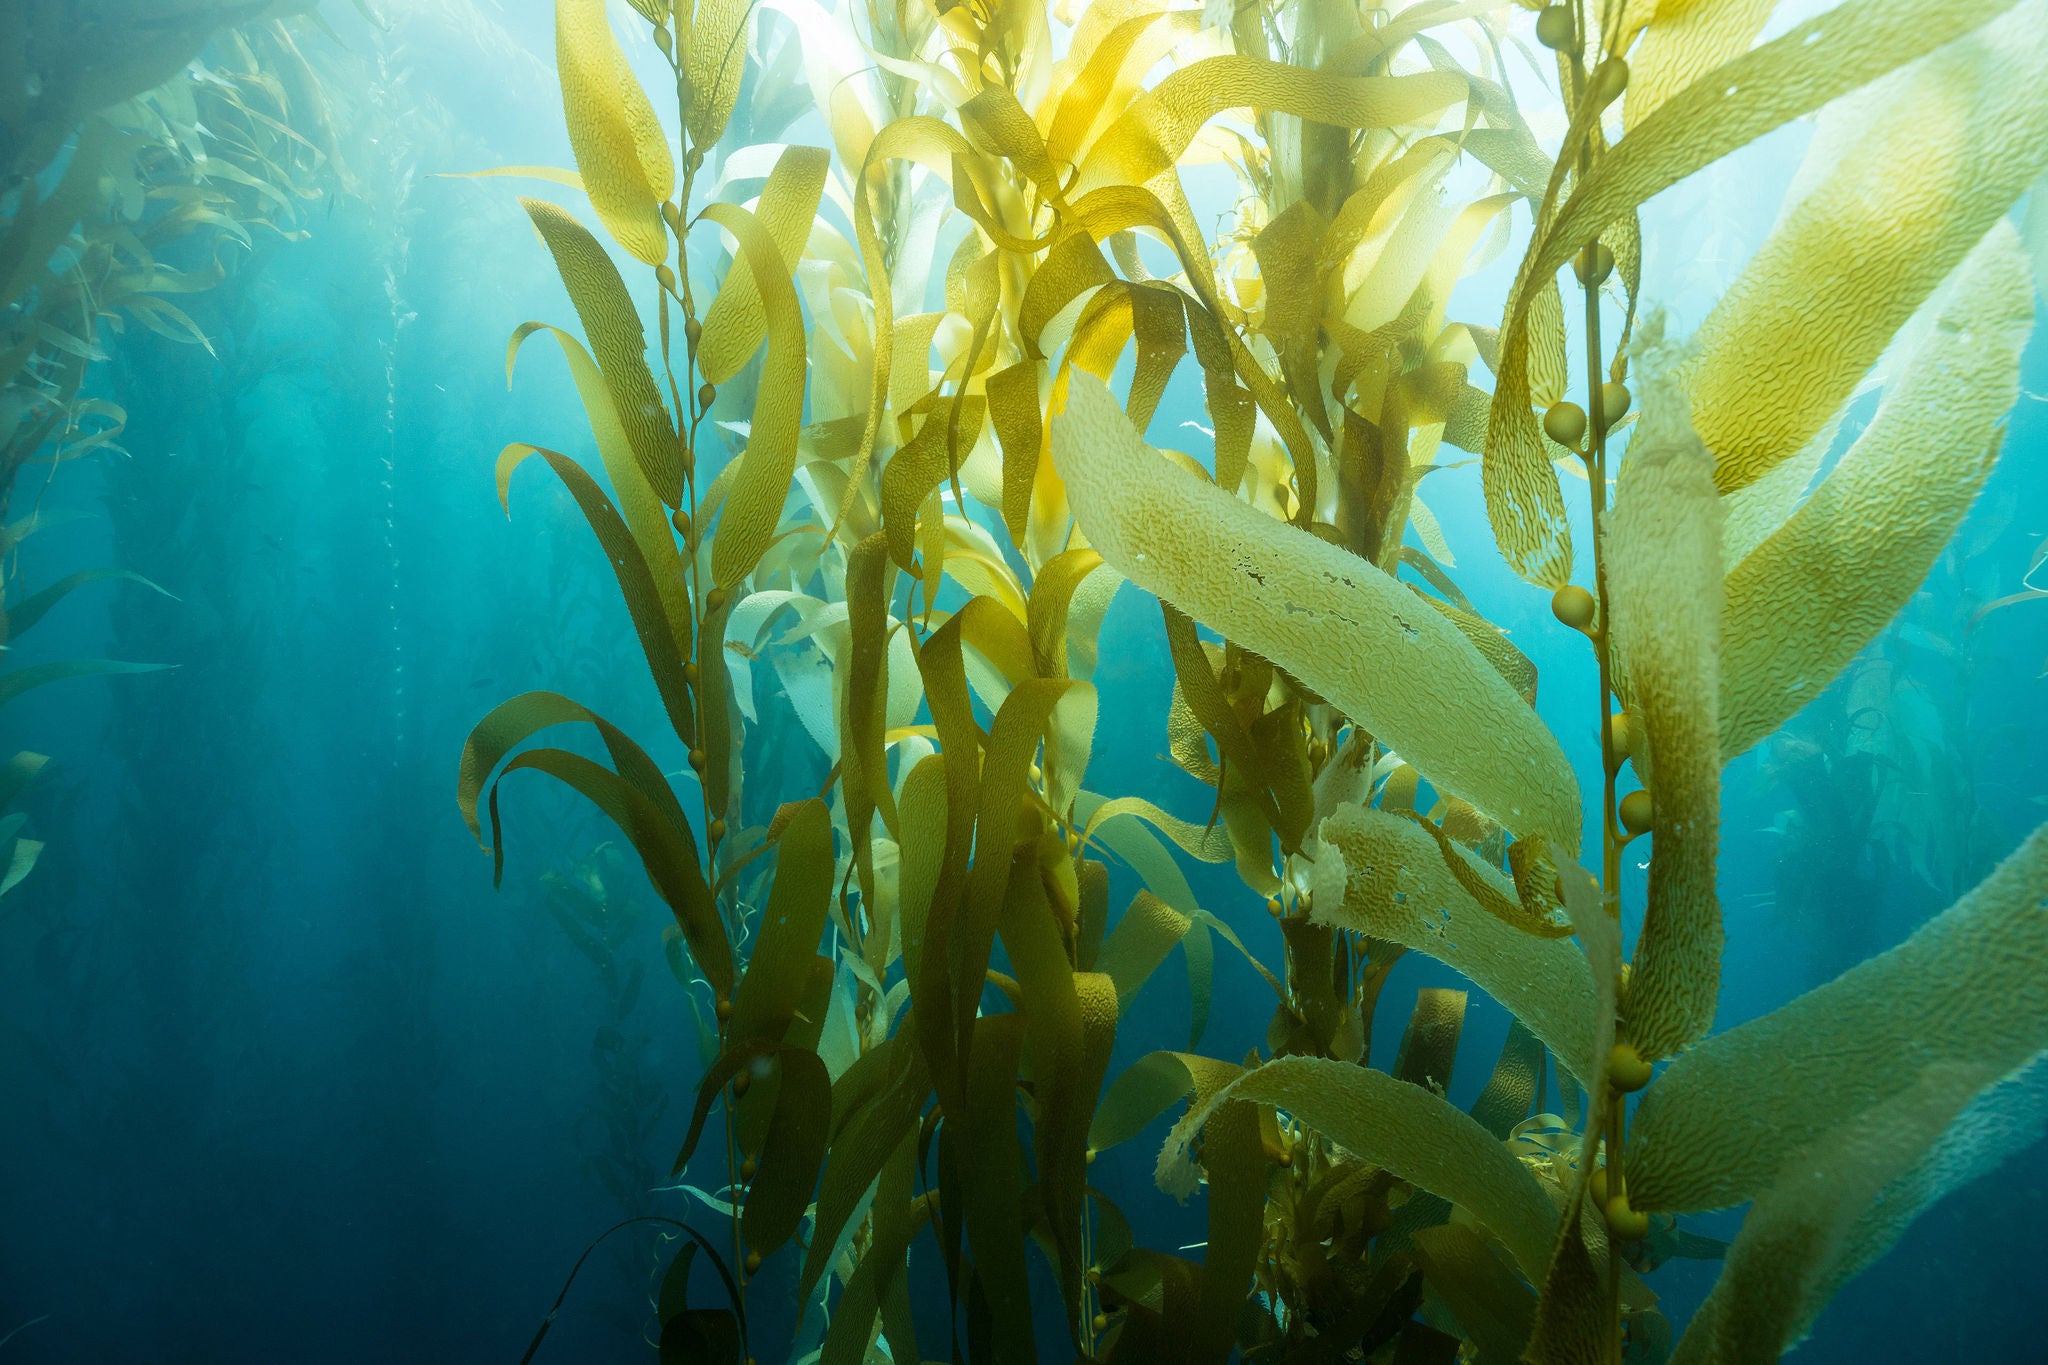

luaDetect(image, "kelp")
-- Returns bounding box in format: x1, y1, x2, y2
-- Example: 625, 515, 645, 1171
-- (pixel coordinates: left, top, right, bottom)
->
1, 7, 341, 908
455, 0, 2048, 1359
1052, 370, 1581, 852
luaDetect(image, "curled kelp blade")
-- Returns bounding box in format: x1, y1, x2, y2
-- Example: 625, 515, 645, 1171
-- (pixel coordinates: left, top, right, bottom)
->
1719, 221, 2035, 761
1484, 0, 2024, 586
1050, 370, 1580, 853
1156, 1054, 1560, 1282
1629, 822, 2048, 1215
1685, 0, 2048, 497
1310, 803, 1597, 1086
556, 0, 673, 266
1667, 1064, 1997, 1365
1604, 321, 1723, 1062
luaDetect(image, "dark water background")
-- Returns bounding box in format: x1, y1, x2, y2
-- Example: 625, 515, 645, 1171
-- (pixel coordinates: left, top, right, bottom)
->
3, 5, 2046, 1361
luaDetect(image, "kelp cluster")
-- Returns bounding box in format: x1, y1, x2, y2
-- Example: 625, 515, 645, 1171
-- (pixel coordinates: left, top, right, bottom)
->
461, 0, 2048, 1360
1, 0, 343, 905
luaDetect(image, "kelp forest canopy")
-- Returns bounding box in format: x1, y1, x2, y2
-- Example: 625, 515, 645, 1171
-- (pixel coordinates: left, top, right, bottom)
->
5, 0, 2048, 1360
455, 0, 2048, 1359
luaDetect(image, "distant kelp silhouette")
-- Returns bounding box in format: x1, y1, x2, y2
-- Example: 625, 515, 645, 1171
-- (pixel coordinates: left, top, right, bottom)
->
1, 4, 342, 906
458, 0, 2048, 1360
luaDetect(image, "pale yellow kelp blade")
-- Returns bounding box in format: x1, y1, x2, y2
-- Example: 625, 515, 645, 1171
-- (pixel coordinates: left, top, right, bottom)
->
1484, 0, 2024, 590
1626, 0, 1780, 131
1155, 1054, 1562, 1281
1050, 371, 1581, 852
556, 0, 675, 266
1685, 0, 2048, 495
1628, 822, 2048, 1214
1603, 322, 1723, 1062
1310, 804, 1598, 1087
1719, 221, 2035, 762
1666, 1064, 1994, 1365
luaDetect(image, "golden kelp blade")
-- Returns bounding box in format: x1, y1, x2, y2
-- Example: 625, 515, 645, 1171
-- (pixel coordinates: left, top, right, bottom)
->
696, 145, 829, 386
1684, 0, 2048, 495
1485, 0, 2026, 584
1072, 57, 1469, 195
1050, 371, 1581, 853
1311, 804, 1598, 1087
1156, 1054, 1561, 1281
521, 198, 684, 504
1603, 323, 1723, 1062
1628, 822, 2048, 1214
699, 200, 807, 590
1719, 222, 2034, 761
1625, 0, 1780, 131
557, 0, 674, 266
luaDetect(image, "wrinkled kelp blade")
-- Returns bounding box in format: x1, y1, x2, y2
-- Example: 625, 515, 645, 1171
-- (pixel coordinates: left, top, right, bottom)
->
1052, 372, 1579, 852
1685, 2, 2048, 495
1630, 823, 2048, 1213
1719, 223, 2034, 761
1604, 327, 1723, 1061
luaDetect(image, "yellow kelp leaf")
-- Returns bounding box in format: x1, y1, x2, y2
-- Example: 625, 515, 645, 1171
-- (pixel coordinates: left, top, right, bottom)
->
521, 198, 684, 505
1626, 0, 1779, 131
1052, 372, 1579, 851
507, 325, 688, 665
697, 145, 829, 386
1310, 804, 1597, 1086
556, 0, 674, 266
1524, 276, 1569, 409
1486, 0, 2024, 583
894, 753, 949, 987
1629, 822, 2048, 1214
1685, 0, 2048, 494
1159, 1055, 1560, 1280
1044, 6, 1204, 171
1027, 547, 1106, 679
685, 0, 750, 148
1719, 222, 2034, 761
700, 200, 807, 589
1666, 1065, 1994, 1365
1074, 57, 1468, 196
1604, 323, 1723, 1062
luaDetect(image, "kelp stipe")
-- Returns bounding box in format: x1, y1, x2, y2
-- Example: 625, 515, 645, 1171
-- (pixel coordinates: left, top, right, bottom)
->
457, 0, 2048, 1360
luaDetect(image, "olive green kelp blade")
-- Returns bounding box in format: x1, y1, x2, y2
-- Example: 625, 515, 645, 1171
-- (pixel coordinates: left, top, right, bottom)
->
1050, 370, 1580, 853
1156, 1054, 1560, 1281
1666, 1064, 1998, 1365
1629, 822, 2048, 1214
1604, 323, 1723, 1063
1310, 804, 1598, 1086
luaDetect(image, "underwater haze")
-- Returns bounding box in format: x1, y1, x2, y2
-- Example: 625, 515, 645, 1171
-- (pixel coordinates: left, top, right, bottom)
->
4, 0, 2048, 1361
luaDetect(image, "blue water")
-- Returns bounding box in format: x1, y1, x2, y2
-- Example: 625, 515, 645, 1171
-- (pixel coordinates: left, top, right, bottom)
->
4, 5, 2047, 1362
